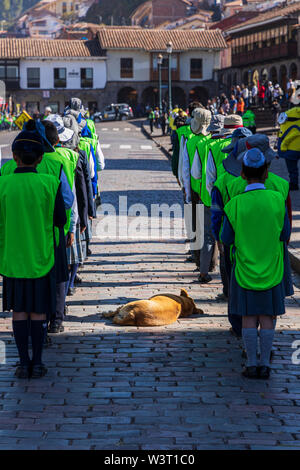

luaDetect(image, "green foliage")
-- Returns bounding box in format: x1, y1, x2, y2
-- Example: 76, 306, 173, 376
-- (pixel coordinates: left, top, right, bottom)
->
84, 0, 146, 26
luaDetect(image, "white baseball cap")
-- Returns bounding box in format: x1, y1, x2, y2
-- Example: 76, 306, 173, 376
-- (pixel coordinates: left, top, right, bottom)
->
45, 114, 74, 143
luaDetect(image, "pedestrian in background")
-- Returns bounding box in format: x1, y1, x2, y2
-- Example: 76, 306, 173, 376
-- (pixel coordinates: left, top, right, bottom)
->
148, 108, 154, 134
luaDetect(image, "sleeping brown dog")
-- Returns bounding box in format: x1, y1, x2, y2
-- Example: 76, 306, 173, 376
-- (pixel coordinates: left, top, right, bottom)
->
103, 289, 203, 326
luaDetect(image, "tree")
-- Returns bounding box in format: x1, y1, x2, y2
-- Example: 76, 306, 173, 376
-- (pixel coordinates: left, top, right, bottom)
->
84, 0, 146, 25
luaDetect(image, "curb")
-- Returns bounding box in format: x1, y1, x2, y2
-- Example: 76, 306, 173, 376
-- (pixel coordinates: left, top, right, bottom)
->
141, 123, 171, 160
142, 122, 300, 276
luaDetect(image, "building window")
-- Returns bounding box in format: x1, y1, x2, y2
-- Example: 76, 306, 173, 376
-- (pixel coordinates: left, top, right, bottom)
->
62, 2, 67, 13
120, 58, 133, 78
81, 68, 93, 88
54, 68, 66, 88
190, 59, 203, 79
27, 68, 40, 88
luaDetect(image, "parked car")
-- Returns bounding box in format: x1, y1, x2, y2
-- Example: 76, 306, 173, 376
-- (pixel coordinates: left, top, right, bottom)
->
92, 111, 103, 123
101, 103, 134, 121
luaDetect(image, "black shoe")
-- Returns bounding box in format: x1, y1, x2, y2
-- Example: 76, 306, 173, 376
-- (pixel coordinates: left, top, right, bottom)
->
185, 256, 195, 263
31, 364, 48, 379
74, 274, 82, 284
258, 366, 271, 379
242, 366, 258, 379
289, 182, 299, 191
48, 323, 64, 334
67, 287, 76, 296
198, 274, 212, 284
87, 248, 92, 256
216, 292, 228, 302
15, 365, 30, 379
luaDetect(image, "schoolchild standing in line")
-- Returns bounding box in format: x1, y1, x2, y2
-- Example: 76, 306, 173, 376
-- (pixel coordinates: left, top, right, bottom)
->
222, 148, 293, 379
0, 128, 66, 378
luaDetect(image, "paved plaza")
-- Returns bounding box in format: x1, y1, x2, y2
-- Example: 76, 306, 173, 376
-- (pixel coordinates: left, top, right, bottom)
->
0, 121, 300, 450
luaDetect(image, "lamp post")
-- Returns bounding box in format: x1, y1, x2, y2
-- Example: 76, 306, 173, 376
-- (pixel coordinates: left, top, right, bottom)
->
157, 53, 163, 115
166, 41, 173, 112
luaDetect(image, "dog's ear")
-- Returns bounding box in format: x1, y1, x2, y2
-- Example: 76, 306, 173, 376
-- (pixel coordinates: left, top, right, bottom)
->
180, 289, 189, 298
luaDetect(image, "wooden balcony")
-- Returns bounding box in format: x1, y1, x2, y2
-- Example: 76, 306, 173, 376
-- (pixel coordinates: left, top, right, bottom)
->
151, 69, 180, 82
232, 42, 298, 67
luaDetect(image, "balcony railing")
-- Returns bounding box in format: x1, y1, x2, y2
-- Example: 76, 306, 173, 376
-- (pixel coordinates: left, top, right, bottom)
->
232, 42, 298, 67
151, 69, 180, 82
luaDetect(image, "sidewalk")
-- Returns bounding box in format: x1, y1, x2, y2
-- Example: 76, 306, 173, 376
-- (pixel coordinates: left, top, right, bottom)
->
142, 123, 300, 275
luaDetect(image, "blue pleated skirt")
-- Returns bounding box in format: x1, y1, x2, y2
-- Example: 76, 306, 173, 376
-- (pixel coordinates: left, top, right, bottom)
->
229, 244, 293, 317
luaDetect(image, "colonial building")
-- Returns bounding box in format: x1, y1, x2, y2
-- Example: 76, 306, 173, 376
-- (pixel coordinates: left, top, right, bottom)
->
97, 28, 226, 108
219, 2, 300, 92
0, 38, 106, 114
0, 28, 226, 114
131, 0, 201, 27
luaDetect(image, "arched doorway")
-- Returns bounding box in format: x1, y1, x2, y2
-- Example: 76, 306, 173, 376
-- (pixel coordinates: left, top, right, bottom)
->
261, 68, 268, 83
117, 87, 138, 110
290, 63, 298, 81
141, 86, 157, 108
242, 71, 249, 86
165, 87, 186, 109
227, 73, 232, 91
270, 66, 277, 84
279, 65, 288, 91
188, 86, 209, 106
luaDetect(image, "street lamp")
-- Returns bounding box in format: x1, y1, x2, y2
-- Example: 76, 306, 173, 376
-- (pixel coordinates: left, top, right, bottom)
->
166, 41, 173, 112
157, 53, 163, 114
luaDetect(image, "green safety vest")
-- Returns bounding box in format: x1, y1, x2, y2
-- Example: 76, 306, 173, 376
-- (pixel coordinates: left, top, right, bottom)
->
196, 134, 213, 206
1, 156, 63, 246
0, 172, 60, 279
224, 189, 285, 290
44, 148, 77, 235
87, 119, 97, 138
214, 170, 236, 208
242, 110, 256, 128
186, 134, 206, 195
1, 155, 62, 180
209, 137, 231, 170
227, 172, 289, 202
78, 139, 91, 159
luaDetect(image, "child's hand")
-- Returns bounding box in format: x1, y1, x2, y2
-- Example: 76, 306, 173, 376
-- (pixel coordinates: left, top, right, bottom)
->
66, 232, 74, 247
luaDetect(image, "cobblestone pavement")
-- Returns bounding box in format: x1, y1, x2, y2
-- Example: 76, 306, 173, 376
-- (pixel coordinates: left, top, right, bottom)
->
0, 120, 300, 450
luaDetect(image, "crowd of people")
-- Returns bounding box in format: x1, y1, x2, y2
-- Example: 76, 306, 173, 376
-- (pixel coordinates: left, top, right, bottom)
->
0, 97, 105, 379
170, 97, 298, 380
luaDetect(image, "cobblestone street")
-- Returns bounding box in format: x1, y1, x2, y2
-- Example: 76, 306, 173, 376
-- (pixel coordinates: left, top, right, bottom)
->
0, 121, 300, 450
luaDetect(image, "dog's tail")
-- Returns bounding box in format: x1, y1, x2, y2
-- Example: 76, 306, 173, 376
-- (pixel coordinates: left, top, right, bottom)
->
180, 289, 189, 298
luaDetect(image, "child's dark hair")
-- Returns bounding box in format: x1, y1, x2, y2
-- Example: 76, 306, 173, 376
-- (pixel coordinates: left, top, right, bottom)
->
12, 120, 43, 165
41, 120, 59, 145
242, 162, 268, 180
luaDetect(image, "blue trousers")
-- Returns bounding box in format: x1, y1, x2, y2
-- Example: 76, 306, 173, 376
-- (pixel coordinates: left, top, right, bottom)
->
285, 158, 299, 186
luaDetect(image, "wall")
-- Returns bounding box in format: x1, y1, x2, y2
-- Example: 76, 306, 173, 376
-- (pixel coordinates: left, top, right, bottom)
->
19, 59, 107, 90
180, 50, 221, 81
152, 0, 188, 26
106, 50, 150, 82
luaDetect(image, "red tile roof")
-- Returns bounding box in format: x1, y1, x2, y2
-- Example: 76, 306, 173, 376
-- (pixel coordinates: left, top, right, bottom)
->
0, 38, 102, 58
227, 2, 300, 32
97, 28, 226, 51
